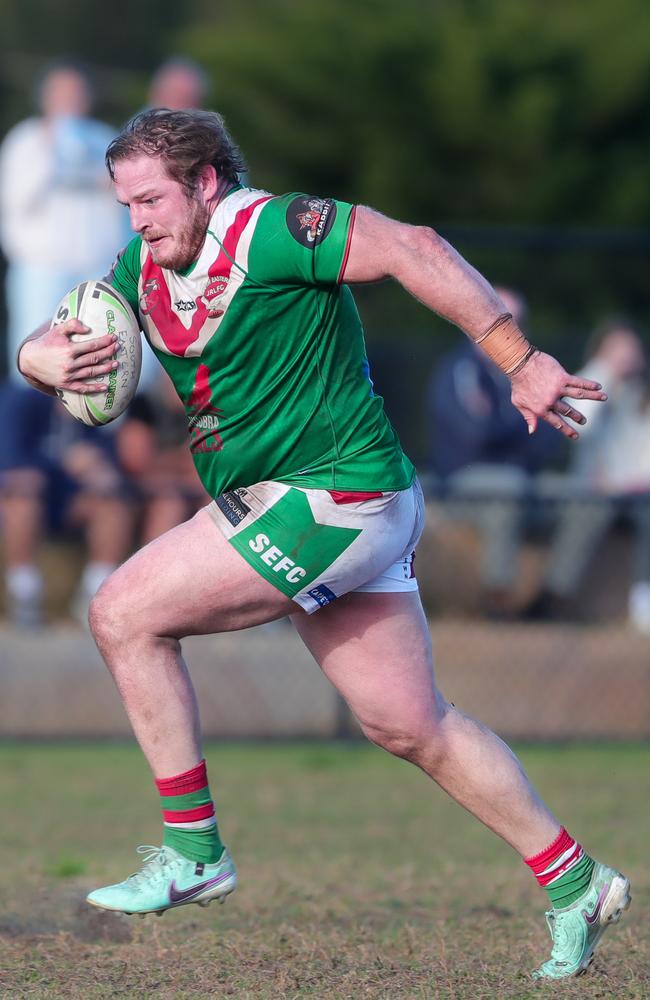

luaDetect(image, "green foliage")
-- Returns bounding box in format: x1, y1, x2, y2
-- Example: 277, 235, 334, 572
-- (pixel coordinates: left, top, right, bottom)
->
0, 0, 648, 387
1, 0, 649, 224
182, 0, 650, 226
0, 0, 191, 128
177, 0, 650, 386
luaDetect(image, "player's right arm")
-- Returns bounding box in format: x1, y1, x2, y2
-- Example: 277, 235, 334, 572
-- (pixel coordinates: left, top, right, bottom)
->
17, 319, 119, 396
16, 239, 141, 396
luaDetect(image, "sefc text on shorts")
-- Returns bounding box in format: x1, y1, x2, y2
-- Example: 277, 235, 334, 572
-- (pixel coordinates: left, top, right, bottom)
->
206, 479, 425, 614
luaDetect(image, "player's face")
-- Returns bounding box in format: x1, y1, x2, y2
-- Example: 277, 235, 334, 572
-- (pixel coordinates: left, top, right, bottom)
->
114, 155, 211, 271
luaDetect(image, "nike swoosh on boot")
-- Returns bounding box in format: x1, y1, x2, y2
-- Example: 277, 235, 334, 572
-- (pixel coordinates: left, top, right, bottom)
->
169, 871, 232, 904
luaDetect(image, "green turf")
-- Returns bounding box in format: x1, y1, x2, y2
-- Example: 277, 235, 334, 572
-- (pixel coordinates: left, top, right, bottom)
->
0, 742, 648, 999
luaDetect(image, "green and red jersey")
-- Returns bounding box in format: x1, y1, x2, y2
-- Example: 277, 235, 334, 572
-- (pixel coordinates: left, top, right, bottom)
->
108, 186, 415, 499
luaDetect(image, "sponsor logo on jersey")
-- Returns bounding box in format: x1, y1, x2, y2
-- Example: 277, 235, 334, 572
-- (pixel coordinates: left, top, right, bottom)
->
188, 409, 223, 453
139, 278, 162, 316
287, 197, 337, 248
307, 585, 337, 607
248, 533, 307, 584
174, 299, 197, 313
201, 275, 230, 318
216, 490, 251, 526
186, 363, 224, 453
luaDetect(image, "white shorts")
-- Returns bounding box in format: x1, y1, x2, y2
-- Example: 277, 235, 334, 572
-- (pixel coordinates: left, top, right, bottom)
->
206, 479, 424, 614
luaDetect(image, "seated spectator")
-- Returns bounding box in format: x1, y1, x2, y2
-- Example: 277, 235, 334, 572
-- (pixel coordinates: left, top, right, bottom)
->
0, 384, 135, 627
116, 371, 209, 545
525, 318, 650, 631
426, 286, 561, 617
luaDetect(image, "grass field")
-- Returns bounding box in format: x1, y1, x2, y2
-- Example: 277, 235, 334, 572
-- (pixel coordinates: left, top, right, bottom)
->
1, 742, 648, 999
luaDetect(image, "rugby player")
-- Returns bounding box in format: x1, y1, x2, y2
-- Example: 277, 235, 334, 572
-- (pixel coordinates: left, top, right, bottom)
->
17, 109, 630, 979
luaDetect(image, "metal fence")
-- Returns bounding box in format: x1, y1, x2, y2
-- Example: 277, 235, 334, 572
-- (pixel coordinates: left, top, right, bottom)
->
1, 496, 649, 741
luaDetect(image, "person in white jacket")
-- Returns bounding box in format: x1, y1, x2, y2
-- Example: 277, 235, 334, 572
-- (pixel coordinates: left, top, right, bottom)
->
0, 61, 127, 379
526, 318, 650, 630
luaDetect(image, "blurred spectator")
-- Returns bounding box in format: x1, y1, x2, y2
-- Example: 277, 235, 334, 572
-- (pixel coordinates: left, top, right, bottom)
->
145, 58, 252, 188
116, 371, 209, 545
427, 287, 560, 616
0, 60, 128, 377
0, 60, 136, 626
0, 385, 135, 627
147, 57, 210, 110
0, 60, 133, 625
526, 318, 650, 631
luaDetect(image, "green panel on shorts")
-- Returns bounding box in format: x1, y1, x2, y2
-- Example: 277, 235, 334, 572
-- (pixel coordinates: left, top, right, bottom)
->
229, 488, 361, 599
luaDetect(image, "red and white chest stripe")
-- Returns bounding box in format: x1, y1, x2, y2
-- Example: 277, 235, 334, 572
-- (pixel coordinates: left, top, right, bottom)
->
138, 189, 273, 358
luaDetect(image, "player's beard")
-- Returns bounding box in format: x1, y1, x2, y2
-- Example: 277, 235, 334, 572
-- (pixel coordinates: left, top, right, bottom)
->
148, 196, 210, 272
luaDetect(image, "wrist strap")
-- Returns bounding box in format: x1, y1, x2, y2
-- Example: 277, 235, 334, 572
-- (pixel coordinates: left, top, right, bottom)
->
474, 313, 536, 376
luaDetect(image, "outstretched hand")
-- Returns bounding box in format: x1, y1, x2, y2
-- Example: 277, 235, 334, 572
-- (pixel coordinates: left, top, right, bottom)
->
18, 319, 119, 394
510, 350, 608, 439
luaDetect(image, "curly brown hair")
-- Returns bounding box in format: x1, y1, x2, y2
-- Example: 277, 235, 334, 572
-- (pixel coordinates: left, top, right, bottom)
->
105, 108, 247, 192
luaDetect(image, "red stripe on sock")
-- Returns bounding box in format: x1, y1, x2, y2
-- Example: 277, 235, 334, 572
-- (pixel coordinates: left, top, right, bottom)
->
524, 827, 572, 875
155, 760, 208, 796
162, 803, 215, 824
536, 843, 583, 887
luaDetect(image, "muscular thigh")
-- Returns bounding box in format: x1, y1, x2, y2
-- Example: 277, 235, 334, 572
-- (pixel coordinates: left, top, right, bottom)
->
98, 508, 296, 637
292, 591, 445, 733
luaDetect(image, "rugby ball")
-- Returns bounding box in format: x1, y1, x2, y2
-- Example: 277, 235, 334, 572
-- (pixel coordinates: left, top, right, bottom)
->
53, 279, 142, 426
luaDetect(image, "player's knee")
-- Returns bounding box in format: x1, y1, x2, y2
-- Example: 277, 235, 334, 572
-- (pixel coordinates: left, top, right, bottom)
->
361, 697, 451, 764
361, 718, 437, 763
88, 575, 128, 651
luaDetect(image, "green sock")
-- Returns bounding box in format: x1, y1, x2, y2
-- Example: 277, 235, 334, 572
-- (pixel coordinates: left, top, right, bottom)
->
155, 759, 224, 864
525, 827, 595, 909
163, 821, 224, 865
546, 852, 595, 908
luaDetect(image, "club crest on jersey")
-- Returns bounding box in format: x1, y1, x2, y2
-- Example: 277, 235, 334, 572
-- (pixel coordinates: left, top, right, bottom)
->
287, 197, 337, 248
139, 278, 162, 316
201, 275, 230, 318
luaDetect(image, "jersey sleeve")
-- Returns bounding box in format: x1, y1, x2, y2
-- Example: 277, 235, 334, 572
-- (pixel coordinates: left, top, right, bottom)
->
103, 236, 142, 313
247, 193, 356, 286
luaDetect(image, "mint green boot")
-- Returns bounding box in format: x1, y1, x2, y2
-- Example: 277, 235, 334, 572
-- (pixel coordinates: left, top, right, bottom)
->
87, 844, 236, 915
532, 861, 631, 979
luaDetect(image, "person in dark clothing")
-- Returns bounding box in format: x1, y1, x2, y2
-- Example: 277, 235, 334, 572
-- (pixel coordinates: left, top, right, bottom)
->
116, 370, 209, 545
0, 382, 134, 625
427, 288, 560, 615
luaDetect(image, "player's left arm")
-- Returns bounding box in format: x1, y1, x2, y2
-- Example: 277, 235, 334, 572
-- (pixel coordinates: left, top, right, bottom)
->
341, 206, 607, 438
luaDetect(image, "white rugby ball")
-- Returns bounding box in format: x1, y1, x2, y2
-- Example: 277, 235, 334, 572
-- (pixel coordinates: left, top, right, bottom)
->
53, 279, 142, 426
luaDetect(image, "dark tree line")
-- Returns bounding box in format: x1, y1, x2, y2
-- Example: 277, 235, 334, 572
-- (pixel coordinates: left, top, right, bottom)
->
2, 0, 649, 227
1, 0, 648, 380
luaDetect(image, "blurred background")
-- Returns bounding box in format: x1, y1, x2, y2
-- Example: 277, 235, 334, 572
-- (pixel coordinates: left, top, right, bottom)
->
1, 0, 650, 741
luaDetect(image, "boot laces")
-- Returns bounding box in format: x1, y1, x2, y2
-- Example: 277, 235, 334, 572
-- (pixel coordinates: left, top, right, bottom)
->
128, 845, 174, 884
